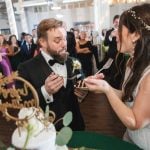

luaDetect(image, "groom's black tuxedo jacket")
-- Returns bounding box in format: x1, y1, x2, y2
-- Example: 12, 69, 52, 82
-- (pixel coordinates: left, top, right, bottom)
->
18, 53, 85, 131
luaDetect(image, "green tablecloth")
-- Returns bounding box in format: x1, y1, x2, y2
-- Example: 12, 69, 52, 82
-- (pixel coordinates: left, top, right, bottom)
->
68, 131, 141, 150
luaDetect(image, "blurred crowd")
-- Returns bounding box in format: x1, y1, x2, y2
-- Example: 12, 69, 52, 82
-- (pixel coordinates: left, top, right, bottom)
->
0, 17, 127, 90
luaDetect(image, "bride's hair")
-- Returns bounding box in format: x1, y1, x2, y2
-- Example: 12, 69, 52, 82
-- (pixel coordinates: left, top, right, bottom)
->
119, 3, 150, 101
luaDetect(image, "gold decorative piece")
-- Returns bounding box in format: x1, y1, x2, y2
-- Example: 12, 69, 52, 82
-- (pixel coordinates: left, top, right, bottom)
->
0, 72, 73, 149
0, 71, 55, 124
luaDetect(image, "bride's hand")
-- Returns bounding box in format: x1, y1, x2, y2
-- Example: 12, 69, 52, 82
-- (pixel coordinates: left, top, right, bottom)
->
86, 73, 105, 80
84, 74, 110, 93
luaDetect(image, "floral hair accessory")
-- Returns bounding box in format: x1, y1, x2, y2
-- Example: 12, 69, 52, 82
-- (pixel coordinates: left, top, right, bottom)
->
127, 9, 150, 31
72, 59, 82, 73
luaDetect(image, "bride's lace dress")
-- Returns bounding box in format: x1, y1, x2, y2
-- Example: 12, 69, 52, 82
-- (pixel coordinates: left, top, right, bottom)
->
123, 65, 150, 150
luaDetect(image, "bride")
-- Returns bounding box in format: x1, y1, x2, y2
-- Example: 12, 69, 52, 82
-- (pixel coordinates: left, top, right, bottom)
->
84, 3, 150, 150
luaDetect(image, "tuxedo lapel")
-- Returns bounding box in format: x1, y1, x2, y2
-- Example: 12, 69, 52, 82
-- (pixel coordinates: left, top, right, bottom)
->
65, 57, 75, 90
35, 53, 53, 79
66, 57, 73, 79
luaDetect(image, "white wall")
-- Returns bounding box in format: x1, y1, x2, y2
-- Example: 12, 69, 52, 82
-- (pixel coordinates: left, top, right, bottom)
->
15, 15, 22, 39
26, 6, 94, 33
109, 3, 141, 27
0, 18, 9, 29
1, 1, 149, 36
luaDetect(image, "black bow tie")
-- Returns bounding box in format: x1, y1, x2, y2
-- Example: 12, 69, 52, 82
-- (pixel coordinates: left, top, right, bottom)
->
48, 59, 64, 66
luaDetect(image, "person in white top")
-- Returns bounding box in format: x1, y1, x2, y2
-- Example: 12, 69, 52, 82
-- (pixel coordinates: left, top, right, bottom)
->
84, 3, 150, 150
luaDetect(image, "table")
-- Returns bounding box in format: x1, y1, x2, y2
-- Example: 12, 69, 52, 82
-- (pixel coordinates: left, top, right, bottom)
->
68, 131, 141, 150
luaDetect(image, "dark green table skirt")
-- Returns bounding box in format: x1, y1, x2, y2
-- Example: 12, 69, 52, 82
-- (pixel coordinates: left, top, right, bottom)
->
68, 131, 141, 150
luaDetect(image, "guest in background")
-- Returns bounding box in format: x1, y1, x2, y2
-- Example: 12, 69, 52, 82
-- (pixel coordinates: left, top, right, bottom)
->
74, 29, 80, 43
85, 3, 150, 149
70, 28, 74, 33
90, 30, 100, 70
20, 34, 37, 62
8, 34, 22, 71
67, 30, 77, 58
32, 28, 37, 44
0, 34, 12, 77
63, 23, 77, 58
20, 32, 27, 46
101, 29, 107, 42
100, 28, 109, 62
76, 31, 93, 77
100, 15, 127, 89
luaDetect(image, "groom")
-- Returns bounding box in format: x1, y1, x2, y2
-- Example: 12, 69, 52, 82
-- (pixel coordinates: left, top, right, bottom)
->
18, 18, 85, 131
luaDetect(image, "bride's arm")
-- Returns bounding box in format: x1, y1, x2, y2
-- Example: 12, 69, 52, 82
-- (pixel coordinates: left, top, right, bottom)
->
106, 73, 150, 130
106, 87, 136, 129
85, 73, 150, 130
111, 88, 123, 99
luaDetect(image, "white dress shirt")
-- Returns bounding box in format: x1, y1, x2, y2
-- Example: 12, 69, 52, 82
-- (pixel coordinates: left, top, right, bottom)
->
41, 50, 67, 103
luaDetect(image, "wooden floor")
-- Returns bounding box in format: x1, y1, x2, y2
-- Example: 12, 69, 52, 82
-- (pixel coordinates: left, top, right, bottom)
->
79, 92, 125, 138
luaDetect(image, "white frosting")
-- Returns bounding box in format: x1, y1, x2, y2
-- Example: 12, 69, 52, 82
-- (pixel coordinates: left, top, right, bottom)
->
12, 107, 56, 150
18, 107, 45, 136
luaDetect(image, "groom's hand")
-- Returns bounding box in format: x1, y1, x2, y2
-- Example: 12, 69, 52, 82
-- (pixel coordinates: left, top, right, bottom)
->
45, 72, 64, 95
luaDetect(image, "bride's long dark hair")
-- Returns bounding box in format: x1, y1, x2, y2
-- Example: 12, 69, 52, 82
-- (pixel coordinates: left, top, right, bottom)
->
119, 3, 150, 101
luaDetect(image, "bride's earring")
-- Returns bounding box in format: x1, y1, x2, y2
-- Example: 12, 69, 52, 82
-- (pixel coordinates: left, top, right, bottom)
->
132, 40, 136, 49
130, 40, 136, 57
132, 40, 136, 44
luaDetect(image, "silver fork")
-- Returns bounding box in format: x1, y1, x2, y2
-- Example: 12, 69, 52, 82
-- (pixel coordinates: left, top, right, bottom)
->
95, 58, 113, 75
66, 75, 77, 80
59, 74, 82, 80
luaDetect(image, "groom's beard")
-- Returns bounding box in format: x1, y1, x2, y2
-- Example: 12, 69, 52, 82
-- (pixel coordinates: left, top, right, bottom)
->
47, 45, 68, 63
53, 50, 69, 63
